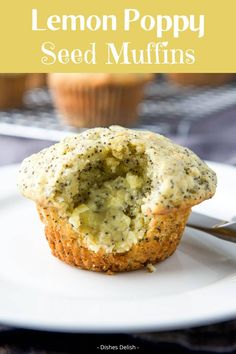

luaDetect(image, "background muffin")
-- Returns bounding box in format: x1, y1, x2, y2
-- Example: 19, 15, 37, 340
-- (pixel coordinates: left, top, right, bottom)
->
26, 74, 47, 90
167, 73, 235, 86
0, 74, 27, 109
48, 73, 154, 128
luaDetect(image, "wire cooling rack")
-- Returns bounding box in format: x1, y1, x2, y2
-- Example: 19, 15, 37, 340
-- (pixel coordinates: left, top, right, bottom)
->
0, 77, 236, 141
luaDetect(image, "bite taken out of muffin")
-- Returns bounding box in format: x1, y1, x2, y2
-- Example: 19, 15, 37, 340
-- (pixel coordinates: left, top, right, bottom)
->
18, 126, 216, 273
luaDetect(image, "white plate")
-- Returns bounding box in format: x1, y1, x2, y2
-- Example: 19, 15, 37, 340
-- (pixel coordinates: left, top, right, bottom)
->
0, 162, 236, 333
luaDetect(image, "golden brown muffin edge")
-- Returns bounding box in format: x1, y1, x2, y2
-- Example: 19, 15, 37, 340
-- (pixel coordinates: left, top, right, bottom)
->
37, 204, 191, 273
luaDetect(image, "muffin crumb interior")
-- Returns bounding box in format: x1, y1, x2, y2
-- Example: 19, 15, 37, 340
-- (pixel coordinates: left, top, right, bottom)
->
66, 144, 151, 253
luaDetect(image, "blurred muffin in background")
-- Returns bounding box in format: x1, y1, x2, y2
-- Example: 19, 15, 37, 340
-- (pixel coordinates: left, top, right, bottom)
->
167, 73, 235, 86
48, 73, 154, 128
0, 74, 27, 109
26, 74, 47, 89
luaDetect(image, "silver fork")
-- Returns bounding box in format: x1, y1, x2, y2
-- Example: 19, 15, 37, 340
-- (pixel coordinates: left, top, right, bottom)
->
187, 212, 236, 243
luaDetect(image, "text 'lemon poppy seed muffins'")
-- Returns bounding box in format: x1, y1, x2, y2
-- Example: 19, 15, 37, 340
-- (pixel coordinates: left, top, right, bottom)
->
18, 126, 216, 273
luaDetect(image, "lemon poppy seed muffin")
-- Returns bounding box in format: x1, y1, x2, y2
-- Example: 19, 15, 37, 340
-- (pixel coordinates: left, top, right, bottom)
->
18, 126, 216, 272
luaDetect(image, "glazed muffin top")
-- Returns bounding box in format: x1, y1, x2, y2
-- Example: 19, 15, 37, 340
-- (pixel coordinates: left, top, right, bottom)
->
48, 73, 154, 86
18, 126, 216, 216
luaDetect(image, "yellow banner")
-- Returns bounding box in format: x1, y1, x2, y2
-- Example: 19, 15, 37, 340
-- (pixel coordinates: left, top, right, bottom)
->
0, 0, 236, 72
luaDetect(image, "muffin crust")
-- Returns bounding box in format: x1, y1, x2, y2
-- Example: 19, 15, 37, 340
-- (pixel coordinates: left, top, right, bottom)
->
18, 126, 216, 271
